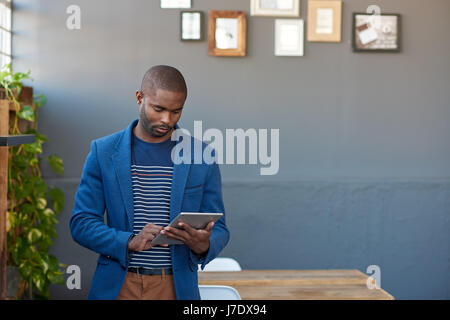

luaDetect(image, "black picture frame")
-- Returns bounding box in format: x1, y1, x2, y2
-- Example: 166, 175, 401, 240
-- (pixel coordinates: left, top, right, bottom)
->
180, 11, 204, 41
352, 13, 401, 53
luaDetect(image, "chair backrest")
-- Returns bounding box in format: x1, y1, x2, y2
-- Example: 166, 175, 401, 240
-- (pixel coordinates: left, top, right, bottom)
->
198, 257, 242, 272
199, 285, 241, 300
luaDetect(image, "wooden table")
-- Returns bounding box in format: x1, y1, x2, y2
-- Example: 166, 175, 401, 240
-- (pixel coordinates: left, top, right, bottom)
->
198, 269, 394, 300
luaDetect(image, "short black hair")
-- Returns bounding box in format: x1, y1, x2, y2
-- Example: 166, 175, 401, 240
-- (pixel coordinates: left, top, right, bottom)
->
140, 65, 187, 97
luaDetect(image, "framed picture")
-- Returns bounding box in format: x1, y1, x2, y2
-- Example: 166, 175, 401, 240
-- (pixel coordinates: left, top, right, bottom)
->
251, 0, 300, 17
160, 0, 191, 9
208, 11, 247, 57
307, 0, 342, 42
180, 11, 203, 41
352, 13, 401, 52
275, 19, 304, 56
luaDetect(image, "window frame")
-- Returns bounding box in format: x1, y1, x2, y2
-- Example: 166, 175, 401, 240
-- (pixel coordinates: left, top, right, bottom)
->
0, 0, 12, 68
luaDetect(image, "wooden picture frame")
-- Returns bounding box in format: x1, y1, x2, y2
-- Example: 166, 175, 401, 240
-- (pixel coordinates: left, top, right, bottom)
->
275, 19, 304, 56
307, 0, 342, 42
180, 11, 203, 41
208, 11, 247, 57
250, 0, 300, 17
160, 0, 191, 9
352, 13, 401, 52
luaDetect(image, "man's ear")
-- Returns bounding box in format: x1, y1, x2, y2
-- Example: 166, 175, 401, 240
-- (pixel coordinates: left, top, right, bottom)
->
136, 90, 143, 105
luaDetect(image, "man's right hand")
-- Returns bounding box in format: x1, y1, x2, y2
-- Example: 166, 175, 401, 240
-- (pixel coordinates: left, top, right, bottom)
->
127, 223, 168, 252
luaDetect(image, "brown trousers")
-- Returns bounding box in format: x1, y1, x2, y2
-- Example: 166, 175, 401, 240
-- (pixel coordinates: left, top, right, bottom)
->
117, 270, 177, 300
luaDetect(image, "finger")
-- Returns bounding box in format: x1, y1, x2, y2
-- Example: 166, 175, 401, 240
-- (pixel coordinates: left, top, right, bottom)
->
164, 226, 190, 240
205, 221, 214, 232
178, 222, 197, 237
144, 224, 163, 232
162, 228, 183, 240
151, 226, 164, 234
162, 230, 185, 242
164, 227, 192, 243
143, 240, 153, 250
141, 231, 156, 241
143, 227, 161, 237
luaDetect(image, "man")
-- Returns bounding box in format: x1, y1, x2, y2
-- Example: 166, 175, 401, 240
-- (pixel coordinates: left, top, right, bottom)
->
70, 65, 229, 300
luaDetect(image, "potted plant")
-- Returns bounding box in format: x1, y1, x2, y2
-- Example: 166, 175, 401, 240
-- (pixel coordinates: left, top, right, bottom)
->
0, 64, 66, 299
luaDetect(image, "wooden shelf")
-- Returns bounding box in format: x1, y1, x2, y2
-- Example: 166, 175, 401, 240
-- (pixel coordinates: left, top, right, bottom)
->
0, 134, 35, 147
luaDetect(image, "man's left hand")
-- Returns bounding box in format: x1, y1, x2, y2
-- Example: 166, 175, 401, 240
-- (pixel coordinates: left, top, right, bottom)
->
161, 221, 214, 255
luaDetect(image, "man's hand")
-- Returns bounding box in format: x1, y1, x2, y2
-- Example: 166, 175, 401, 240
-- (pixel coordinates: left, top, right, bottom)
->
128, 223, 169, 252
160, 221, 214, 255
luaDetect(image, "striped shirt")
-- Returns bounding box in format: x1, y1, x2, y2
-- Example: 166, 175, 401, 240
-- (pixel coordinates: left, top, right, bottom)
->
128, 131, 176, 269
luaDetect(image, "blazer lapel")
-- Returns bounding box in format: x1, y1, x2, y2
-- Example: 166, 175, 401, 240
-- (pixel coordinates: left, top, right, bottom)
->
169, 125, 191, 221
112, 120, 137, 230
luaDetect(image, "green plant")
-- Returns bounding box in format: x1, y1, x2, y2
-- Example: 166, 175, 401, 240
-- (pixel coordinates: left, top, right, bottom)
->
1, 63, 66, 299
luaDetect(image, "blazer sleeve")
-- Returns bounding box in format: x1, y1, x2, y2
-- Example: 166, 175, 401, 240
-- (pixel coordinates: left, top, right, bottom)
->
69, 140, 133, 269
189, 161, 230, 270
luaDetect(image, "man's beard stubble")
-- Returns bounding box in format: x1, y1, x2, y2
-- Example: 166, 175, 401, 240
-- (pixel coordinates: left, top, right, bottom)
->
140, 102, 171, 138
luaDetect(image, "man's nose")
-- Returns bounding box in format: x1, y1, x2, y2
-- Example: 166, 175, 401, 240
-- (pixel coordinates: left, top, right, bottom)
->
160, 111, 171, 125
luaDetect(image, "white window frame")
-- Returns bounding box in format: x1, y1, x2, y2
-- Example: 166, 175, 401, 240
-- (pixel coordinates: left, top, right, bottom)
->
0, 0, 12, 68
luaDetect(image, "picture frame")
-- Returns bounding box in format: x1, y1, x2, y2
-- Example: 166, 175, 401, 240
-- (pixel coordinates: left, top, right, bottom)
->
250, 0, 300, 17
307, 0, 342, 42
160, 0, 191, 9
275, 19, 304, 56
208, 11, 247, 57
352, 13, 401, 52
180, 11, 203, 41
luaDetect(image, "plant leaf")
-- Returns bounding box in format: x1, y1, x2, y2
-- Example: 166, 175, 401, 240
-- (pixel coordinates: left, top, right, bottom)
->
27, 228, 42, 243
35, 133, 48, 144
23, 141, 42, 154
20, 203, 35, 215
39, 254, 49, 274
17, 105, 35, 121
33, 94, 47, 109
47, 271, 64, 285
32, 272, 45, 292
19, 262, 32, 279
47, 255, 60, 272
48, 188, 65, 214
36, 197, 47, 210
47, 155, 64, 175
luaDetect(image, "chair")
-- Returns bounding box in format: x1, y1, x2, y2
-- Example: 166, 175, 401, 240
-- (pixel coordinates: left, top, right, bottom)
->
198, 257, 242, 272
199, 285, 241, 300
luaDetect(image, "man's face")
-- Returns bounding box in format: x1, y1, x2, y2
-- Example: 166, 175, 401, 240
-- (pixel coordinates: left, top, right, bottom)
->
136, 88, 186, 139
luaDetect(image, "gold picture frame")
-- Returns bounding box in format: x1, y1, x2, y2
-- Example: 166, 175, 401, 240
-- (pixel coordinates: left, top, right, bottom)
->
208, 10, 247, 57
307, 0, 342, 42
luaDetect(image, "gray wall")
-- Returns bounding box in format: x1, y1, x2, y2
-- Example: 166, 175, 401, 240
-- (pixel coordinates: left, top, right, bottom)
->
12, 0, 450, 299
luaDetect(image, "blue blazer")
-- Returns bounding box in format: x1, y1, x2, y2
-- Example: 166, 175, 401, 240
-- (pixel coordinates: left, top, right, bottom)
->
70, 119, 230, 300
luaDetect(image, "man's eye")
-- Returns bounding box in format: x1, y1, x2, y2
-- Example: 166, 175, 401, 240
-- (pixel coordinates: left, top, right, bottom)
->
154, 107, 163, 112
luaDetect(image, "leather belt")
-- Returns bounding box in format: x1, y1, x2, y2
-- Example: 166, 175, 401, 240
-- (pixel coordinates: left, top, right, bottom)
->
128, 267, 173, 276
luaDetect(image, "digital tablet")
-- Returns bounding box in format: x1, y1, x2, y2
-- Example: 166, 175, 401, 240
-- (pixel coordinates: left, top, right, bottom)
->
151, 212, 223, 245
